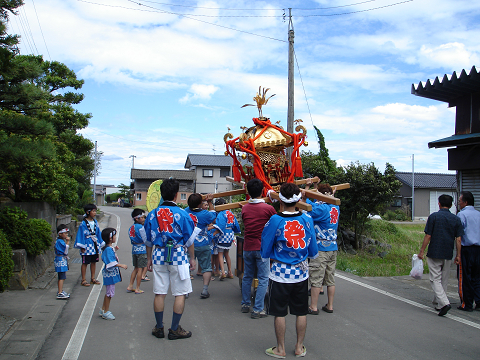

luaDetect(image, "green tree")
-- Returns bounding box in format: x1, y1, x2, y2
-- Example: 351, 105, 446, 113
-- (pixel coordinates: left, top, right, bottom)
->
0, 2, 95, 209
334, 162, 402, 249
118, 183, 132, 201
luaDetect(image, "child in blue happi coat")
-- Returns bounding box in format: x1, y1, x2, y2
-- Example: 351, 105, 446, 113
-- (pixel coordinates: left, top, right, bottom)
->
55, 224, 70, 300
212, 198, 241, 280
100, 228, 127, 320
127, 208, 148, 294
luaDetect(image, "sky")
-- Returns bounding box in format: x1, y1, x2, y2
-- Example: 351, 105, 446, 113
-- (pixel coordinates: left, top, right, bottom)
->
9, 0, 480, 186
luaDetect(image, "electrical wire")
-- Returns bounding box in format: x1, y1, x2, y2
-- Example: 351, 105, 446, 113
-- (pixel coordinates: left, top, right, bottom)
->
20, 5, 39, 54
31, 0, 51, 61
14, 12, 34, 54
298, 0, 413, 17
77, 0, 287, 42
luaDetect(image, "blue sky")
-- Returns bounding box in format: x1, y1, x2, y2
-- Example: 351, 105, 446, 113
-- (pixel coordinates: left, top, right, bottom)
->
11, 0, 480, 185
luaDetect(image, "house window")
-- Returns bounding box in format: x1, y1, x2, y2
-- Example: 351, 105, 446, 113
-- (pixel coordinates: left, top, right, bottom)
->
220, 168, 230, 177
203, 169, 213, 177
136, 193, 142, 201
392, 197, 401, 207
180, 193, 186, 200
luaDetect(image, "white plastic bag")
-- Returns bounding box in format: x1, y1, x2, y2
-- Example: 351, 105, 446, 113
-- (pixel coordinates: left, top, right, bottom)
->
410, 254, 423, 280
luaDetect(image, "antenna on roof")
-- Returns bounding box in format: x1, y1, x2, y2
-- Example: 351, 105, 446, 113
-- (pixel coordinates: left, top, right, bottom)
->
212, 145, 216, 155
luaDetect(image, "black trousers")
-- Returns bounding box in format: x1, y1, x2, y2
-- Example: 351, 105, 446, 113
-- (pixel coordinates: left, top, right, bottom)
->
459, 246, 480, 309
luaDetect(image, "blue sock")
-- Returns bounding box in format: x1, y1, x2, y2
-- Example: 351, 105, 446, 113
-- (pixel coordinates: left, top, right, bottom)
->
171, 312, 182, 331
154, 311, 163, 329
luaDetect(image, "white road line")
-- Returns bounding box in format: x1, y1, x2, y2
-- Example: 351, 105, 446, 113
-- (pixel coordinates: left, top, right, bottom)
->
336, 273, 480, 330
61, 211, 121, 360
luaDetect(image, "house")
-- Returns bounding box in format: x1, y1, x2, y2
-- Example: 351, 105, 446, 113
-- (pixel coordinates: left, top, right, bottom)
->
392, 172, 457, 219
90, 184, 117, 206
412, 66, 480, 211
184, 154, 235, 194
130, 169, 195, 206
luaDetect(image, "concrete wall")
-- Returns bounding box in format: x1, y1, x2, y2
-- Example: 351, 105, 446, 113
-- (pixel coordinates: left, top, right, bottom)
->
194, 166, 233, 194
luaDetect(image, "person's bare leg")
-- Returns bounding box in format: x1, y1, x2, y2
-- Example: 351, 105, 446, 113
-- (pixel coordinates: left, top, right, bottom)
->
295, 315, 307, 355
90, 262, 96, 281
154, 294, 167, 312
58, 279, 64, 294
81, 263, 87, 282
218, 252, 225, 276
141, 267, 148, 280
173, 295, 186, 314
310, 286, 321, 311
225, 250, 232, 276
135, 268, 142, 292
203, 271, 212, 286
273, 316, 287, 357
127, 268, 138, 291
103, 295, 111, 312
326, 285, 335, 310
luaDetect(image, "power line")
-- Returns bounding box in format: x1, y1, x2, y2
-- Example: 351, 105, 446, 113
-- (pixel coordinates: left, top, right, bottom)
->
19, 5, 39, 54
298, 0, 413, 17
31, 0, 51, 61
14, 13, 34, 54
77, 0, 287, 42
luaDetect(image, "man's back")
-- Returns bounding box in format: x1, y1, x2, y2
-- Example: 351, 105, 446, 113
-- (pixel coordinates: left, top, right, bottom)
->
458, 206, 480, 246
242, 201, 276, 251
425, 208, 464, 259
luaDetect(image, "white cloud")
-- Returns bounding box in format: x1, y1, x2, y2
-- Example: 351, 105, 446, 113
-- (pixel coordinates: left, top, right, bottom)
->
179, 84, 220, 103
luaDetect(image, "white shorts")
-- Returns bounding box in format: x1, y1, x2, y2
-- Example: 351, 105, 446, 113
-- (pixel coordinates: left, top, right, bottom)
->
152, 263, 192, 296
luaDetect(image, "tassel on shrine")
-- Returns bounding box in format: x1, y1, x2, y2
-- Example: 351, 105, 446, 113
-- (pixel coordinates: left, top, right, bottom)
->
295, 156, 303, 178
233, 166, 241, 182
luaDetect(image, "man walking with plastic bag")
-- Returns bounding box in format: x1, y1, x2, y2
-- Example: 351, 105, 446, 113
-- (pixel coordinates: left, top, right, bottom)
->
418, 194, 463, 316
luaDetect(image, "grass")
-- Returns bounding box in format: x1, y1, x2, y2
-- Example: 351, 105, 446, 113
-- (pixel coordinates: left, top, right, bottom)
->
337, 220, 428, 277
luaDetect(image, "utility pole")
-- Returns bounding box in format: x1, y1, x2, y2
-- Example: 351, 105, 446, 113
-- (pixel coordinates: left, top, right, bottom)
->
287, 8, 294, 163
412, 154, 415, 221
129, 155, 136, 169
93, 141, 97, 204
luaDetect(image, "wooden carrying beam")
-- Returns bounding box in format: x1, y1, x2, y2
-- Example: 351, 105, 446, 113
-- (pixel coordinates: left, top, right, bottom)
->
201, 188, 246, 200
226, 176, 245, 186
268, 191, 312, 212
303, 189, 341, 205
214, 195, 313, 212
332, 183, 350, 191
294, 176, 320, 185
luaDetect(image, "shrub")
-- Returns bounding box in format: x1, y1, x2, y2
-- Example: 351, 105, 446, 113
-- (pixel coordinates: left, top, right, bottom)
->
0, 230, 14, 292
0, 206, 53, 256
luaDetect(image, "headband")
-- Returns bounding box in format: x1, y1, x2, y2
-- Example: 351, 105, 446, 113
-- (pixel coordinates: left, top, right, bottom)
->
133, 213, 145, 220
279, 192, 302, 204
58, 228, 69, 234
109, 229, 117, 239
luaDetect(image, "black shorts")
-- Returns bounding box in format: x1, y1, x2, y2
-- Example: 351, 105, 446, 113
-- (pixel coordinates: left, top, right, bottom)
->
266, 278, 309, 317
82, 254, 99, 264
57, 272, 66, 280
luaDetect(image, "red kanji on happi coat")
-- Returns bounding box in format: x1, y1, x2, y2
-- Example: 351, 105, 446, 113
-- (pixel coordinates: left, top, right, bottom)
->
189, 214, 198, 227
284, 220, 306, 249
330, 207, 339, 225
129, 225, 135, 238
226, 211, 235, 224
156, 208, 174, 233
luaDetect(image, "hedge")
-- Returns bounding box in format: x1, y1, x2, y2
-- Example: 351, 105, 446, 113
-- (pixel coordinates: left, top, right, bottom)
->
0, 230, 14, 292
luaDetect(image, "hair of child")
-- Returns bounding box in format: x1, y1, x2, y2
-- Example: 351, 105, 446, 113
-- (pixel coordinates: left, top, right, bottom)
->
317, 183, 333, 195
279, 183, 301, 206
101, 228, 117, 250
188, 193, 203, 209
131, 208, 145, 219
57, 224, 69, 234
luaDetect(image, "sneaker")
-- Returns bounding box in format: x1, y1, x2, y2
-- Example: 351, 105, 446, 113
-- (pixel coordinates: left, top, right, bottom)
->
56, 292, 69, 300
99, 308, 104, 317
152, 326, 165, 338
168, 325, 192, 340
251, 310, 268, 319
200, 291, 210, 299
241, 305, 250, 313
141, 275, 150, 282
102, 311, 116, 320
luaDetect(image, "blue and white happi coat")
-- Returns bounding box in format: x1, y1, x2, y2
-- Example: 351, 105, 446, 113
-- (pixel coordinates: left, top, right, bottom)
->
129, 223, 147, 254
184, 207, 217, 248
213, 210, 240, 249
101, 246, 122, 285
306, 199, 340, 252
144, 202, 197, 266
54, 238, 69, 272
261, 212, 318, 283
74, 218, 104, 256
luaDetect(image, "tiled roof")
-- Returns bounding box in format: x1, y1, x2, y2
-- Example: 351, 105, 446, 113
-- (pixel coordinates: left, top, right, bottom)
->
411, 66, 480, 104
396, 172, 456, 189
185, 154, 233, 168
131, 169, 195, 181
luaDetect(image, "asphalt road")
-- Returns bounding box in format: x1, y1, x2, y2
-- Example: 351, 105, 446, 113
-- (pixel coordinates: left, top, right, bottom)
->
37, 206, 480, 360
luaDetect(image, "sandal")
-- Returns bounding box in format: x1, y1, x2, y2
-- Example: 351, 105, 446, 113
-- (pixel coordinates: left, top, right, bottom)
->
81, 280, 90, 287
91, 278, 101, 285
